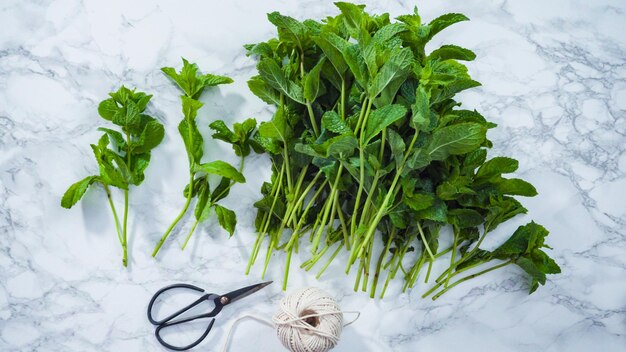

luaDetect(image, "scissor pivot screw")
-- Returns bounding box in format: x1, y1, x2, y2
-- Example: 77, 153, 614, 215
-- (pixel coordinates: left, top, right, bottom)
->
220, 296, 229, 304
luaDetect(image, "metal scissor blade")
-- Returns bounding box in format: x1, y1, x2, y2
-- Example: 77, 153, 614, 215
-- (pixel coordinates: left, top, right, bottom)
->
223, 281, 272, 305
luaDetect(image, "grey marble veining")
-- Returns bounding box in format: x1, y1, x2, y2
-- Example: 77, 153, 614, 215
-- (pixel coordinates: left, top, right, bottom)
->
1, 0, 625, 351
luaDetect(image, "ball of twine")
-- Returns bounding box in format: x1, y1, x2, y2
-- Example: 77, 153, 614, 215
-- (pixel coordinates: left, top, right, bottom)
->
272, 287, 344, 352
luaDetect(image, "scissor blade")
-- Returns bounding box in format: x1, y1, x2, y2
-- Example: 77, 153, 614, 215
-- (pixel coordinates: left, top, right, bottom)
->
223, 281, 272, 305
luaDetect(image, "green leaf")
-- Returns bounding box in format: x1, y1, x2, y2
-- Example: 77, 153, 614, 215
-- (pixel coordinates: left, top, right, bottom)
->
475, 157, 519, 183
178, 118, 203, 165
403, 192, 434, 211
248, 76, 281, 106
427, 123, 486, 160
343, 44, 368, 88
201, 74, 233, 87
429, 45, 476, 61
179, 95, 205, 162
448, 208, 483, 228
427, 13, 469, 40
484, 197, 527, 231
436, 177, 475, 200
321, 111, 352, 135
496, 178, 538, 197
492, 221, 549, 259
368, 47, 413, 100
162, 58, 232, 99
516, 257, 546, 294
415, 199, 448, 223
461, 148, 487, 174
405, 148, 432, 171
91, 135, 128, 190
112, 101, 141, 130
130, 152, 150, 186
209, 120, 236, 144
97, 128, 126, 151
312, 32, 350, 76
162, 58, 199, 98
108, 86, 133, 105
98, 99, 119, 121
133, 120, 164, 153
295, 135, 357, 159
61, 176, 98, 208
335, 2, 367, 38
386, 128, 405, 163
194, 182, 211, 221
267, 12, 309, 51
303, 59, 324, 101
258, 107, 292, 142
257, 59, 305, 104
182, 95, 203, 121
373, 23, 408, 44
194, 160, 245, 183
326, 135, 358, 157
215, 204, 237, 236
410, 85, 431, 130
364, 104, 407, 144
211, 176, 232, 203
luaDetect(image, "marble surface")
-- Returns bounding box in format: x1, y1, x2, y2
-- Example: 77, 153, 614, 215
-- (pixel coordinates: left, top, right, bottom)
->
1, 0, 625, 351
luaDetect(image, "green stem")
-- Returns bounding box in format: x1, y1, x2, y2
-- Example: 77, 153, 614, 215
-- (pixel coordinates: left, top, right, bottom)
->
432, 260, 514, 300
103, 184, 123, 245
152, 172, 194, 257
181, 218, 200, 250
349, 131, 420, 266
286, 172, 323, 226
417, 222, 435, 261
335, 192, 350, 250
424, 259, 504, 299
261, 162, 285, 235
122, 132, 131, 267
445, 230, 459, 287
183, 157, 244, 251
302, 243, 330, 270
340, 78, 346, 120
440, 225, 492, 276
359, 171, 380, 227
350, 98, 371, 234
361, 236, 374, 292
282, 244, 294, 290
316, 242, 343, 279
306, 102, 320, 137
278, 165, 310, 234
371, 228, 394, 298
282, 147, 293, 193
312, 165, 342, 253
380, 241, 408, 298
354, 257, 364, 292
122, 189, 129, 267
424, 259, 433, 283
404, 253, 424, 291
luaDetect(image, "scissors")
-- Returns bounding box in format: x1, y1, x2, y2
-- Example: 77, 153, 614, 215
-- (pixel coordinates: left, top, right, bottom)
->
147, 281, 272, 351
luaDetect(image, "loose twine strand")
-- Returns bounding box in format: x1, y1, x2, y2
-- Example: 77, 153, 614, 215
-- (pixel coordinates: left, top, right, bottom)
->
221, 287, 360, 352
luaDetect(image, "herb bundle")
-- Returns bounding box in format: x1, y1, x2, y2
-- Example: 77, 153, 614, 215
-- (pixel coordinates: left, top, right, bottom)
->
152, 59, 258, 256
245, 3, 560, 298
62, 86, 164, 266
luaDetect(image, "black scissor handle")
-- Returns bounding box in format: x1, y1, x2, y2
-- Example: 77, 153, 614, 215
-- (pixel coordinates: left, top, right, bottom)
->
147, 283, 225, 350
147, 283, 208, 325
155, 316, 216, 351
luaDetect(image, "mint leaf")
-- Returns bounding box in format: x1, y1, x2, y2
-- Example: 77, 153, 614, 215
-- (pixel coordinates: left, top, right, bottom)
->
194, 160, 245, 183
215, 204, 237, 236
61, 176, 99, 209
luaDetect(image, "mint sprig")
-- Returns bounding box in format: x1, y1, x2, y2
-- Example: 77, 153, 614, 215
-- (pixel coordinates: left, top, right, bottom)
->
62, 86, 164, 266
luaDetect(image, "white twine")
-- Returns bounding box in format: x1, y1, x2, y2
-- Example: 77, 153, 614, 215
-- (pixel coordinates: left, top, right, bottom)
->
222, 287, 360, 352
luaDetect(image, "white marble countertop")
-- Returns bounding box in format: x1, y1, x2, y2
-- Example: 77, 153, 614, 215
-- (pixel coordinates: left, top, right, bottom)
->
1, 0, 625, 351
